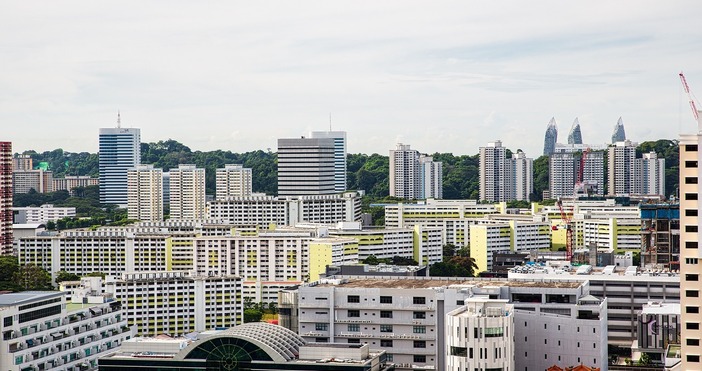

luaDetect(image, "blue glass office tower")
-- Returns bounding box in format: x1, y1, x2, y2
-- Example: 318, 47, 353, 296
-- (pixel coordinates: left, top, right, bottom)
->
99, 126, 141, 206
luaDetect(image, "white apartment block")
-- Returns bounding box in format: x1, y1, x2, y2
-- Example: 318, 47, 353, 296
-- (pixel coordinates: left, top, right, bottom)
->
53, 176, 100, 193
634, 152, 666, 196
169, 164, 206, 219
206, 192, 362, 227
607, 140, 637, 196
309, 130, 348, 193
127, 165, 164, 222
582, 218, 642, 251
13, 169, 53, 194
480, 141, 507, 202
679, 127, 702, 369
278, 137, 336, 196
0, 291, 132, 371
550, 151, 605, 198
446, 298, 514, 371
512, 151, 533, 202
105, 271, 243, 337
13, 204, 76, 224
215, 164, 252, 199
389, 143, 420, 200
419, 155, 443, 200
470, 219, 550, 272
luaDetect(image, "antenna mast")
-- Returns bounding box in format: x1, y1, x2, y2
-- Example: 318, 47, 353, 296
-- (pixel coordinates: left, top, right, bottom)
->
329, 112, 332, 131
117, 111, 121, 128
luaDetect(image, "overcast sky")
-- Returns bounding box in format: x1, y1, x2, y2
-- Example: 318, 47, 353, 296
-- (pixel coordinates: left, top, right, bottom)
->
2, 1, 701, 157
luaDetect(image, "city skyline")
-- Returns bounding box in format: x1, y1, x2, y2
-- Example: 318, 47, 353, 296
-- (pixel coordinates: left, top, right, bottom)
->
1, 2, 701, 158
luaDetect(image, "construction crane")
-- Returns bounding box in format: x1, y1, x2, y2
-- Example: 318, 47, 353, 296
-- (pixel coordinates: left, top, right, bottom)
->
679, 71, 699, 122
556, 198, 573, 262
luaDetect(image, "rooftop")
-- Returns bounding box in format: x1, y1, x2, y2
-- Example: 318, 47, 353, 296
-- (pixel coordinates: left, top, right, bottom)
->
0, 291, 63, 307
314, 277, 582, 289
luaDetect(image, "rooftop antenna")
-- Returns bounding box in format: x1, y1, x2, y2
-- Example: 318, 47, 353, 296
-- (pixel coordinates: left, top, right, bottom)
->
117, 111, 121, 128
329, 112, 332, 131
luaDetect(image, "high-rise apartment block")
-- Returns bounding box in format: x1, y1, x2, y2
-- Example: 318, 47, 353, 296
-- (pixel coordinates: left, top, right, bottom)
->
215, 164, 252, 199
607, 140, 637, 196
479, 141, 532, 202
127, 164, 164, 222
12, 154, 32, 170
12, 169, 53, 194
99, 124, 141, 206
389, 144, 443, 200
550, 151, 605, 198
678, 120, 702, 368
634, 152, 666, 196
278, 137, 336, 196
0, 141, 12, 254
310, 130, 348, 192
53, 176, 99, 193
169, 164, 206, 219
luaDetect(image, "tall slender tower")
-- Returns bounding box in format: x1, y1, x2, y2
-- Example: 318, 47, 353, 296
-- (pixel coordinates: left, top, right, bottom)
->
419, 155, 443, 199
99, 114, 141, 206
634, 152, 665, 196
611, 117, 627, 143
567, 117, 583, 144
309, 131, 347, 192
169, 164, 206, 219
679, 111, 702, 368
480, 141, 507, 202
512, 151, 533, 201
0, 141, 12, 255
543, 117, 558, 156
607, 140, 637, 196
389, 143, 420, 199
127, 164, 164, 222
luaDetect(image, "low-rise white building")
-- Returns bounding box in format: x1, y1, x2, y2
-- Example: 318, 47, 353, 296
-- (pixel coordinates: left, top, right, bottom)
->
13, 204, 76, 224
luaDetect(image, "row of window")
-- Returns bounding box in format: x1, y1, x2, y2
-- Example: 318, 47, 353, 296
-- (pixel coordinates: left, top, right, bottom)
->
347, 295, 427, 305
347, 309, 426, 319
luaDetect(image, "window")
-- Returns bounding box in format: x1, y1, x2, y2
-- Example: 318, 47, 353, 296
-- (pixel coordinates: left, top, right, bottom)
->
380, 311, 393, 318
687, 258, 700, 265
686, 193, 699, 201
315, 337, 328, 343
413, 297, 426, 305
348, 324, 360, 332
687, 322, 700, 330
451, 346, 468, 357
380, 325, 393, 333
688, 290, 700, 298
413, 311, 426, 319
413, 326, 426, 334
348, 310, 360, 318
414, 340, 426, 348
687, 209, 699, 217
348, 338, 360, 344
687, 160, 699, 168
380, 296, 392, 304
347, 295, 360, 303
315, 323, 328, 331
688, 274, 700, 281
687, 225, 699, 233
687, 355, 700, 363
414, 355, 427, 363
686, 144, 699, 152
3, 317, 11, 327
380, 340, 393, 347
687, 339, 700, 346
687, 306, 700, 314
687, 241, 698, 249
686, 177, 699, 184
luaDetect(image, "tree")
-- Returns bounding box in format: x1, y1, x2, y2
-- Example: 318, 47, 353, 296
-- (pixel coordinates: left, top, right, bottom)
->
55, 271, 81, 284
14, 264, 52, 291
362, 255, 382, 265
244, 308, 263, 323
638, 352, 651, 365
0, 256, 20, 291
442, 244, 457, 259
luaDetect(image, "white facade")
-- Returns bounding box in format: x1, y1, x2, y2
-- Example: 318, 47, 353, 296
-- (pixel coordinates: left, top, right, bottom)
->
53, 176, 100, 193
13, 169, 53, 194
512, 151, 533, 201
607, 140, 637, 196
390, 143, 420, 199
127, 165, 164, 222
480, 141, 507, 202
446, 298, 514, 371
105, 271, 243, 337
419, 155, 443, 199
169, 164, 206, 219
634, 152, 666, 196
99, 126, 141, 206
309, 131, 347, 193
277, 137, 336, 196
0, 291, 132, 371
13, 204, 76, 224
215, 164, 253, 199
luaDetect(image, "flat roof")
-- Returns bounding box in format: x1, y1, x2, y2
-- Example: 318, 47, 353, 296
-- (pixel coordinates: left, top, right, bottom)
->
314, 277, 582, 289
0, 291, 64, 307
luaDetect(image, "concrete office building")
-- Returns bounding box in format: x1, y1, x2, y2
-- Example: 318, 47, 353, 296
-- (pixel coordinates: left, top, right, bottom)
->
310, 130, 348, 193
127, 165, 164, 222
53, 176, 100, 194
278, 137, 336, 196
0, 291, 131, 371
13, 204, 76, 224
12, 169, 53, 194
0, 141, 12, 254
634, 152, 666, 196
679, 123, 702, 368
99, 122, 141, 206
169, 164, 206, 220
446, 298, 515, 371
607, 140, 637, 196
105, 271, 243, 337
215, 164, 252, 199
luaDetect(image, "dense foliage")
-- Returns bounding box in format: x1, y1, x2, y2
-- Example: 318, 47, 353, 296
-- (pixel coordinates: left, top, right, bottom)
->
0, 256, 53, 292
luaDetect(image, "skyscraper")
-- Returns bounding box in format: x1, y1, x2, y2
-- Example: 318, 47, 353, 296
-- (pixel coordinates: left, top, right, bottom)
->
611, 117, 627, 143
0, 141, 12, 255
389, 143, 420, 199
277, 137, 335, 196
480, 141, 507, 202
419, 155, 443, 199
127, 164, 164, 222
309, 131, 347, 192
549, 150, 604, 198
512, 151, 533, 201
607, 140, 637, 196
634, 152, 665, 196
169, 165, 206, 219
542, 117, 558, 156
99, 117, 141, 206
678, 114, 702, 368
567, 117, 583, 144
216, 164, 253, 200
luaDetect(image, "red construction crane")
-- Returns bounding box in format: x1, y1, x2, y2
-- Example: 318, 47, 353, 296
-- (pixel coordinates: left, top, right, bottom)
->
556, 198, 573, 262
679, 71, 699, 121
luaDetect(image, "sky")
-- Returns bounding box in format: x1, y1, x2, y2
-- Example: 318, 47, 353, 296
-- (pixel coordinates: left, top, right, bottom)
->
2, 1, 702, 157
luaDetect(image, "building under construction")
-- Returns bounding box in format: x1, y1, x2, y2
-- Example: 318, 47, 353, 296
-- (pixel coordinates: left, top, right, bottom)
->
640, 203, 680, 270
